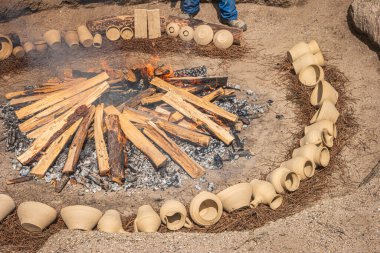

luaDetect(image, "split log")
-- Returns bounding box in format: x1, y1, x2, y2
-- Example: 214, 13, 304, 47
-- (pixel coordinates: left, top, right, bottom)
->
140, 93, 164, 105
167, 76, 228, 88
94, 104, 110, 176
104, 106, 167, 169
116, 87, 156, 111
10, 94, 46, 106
106, 115, 126, 184
162, 92, 234, 145
15, 72, 109, 119
143, 122, 205, 179
30, 119, 82, 177
151, 77, 238, 122
167, 15, 243, 45
62, 106, 96, 174
55, 174, 70, 193
6, 176, 33, 185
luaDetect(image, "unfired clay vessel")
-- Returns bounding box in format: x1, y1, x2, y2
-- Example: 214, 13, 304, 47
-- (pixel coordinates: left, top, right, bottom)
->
60, 205, 102, 231
120, 27, 134, 40
77, 25, 94, 48
281, 156, 315, 180
0, 34, 13, 60
43, 29, 61, 49
134, 205, 161, 232
310, 80, 338, 106
250, 179, 283, 210
17, 201, 57, 232
213, 30, 234, 49
159, 200, 193, 231
300, 129, 323, 146
0, 194, 16, 222
292, 144, 330, 167
292, 52, 325, 74
166, 22, 180, 37
189, 191, 223, 226
216, 183, 252, 212
93, 34, 102, 48
23, 42, 35, 54
34, 40, 47, 53
106, 26, 121, 41
298, 64, 324, 87
266, 167, 300, 193
97, 209, 126, 233
64, 31, 80, 49
310, 100, 340, 124
12, 46, 25, 58
287, 40, 321, 62
194, 25, 214, 45
305, 119, 337, 139
179, 26, 194, 41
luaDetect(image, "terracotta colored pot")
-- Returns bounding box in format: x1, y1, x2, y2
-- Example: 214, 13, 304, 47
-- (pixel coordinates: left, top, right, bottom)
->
189, 191, 222, 226
166, 22, 180, 37
213, 30, 233, 49
23, 41, 35, 54
298, 64, 324, 87
292, 144, 330, 167
17, 201, 57, 232
97, 209, 126, 233
34, 40, 48, 53
266, 167, 300, 194
216, 183, 252, 212
310, 100, 340, 124
43, 29, 61, 49
179, 26, 194, 41
159, 200, 193, 231
305, 120, 337, 139
281, 156, 315, 180
194, 25, 214, 46
120, 27, 134, 40
310, 80, 339, 106
77, 25, 94, 48
287, 40, 321, 62
0, 194, 16, 222
64, 30, 80, 49
292, 52, 325, 74
250, 179, 283, 210
61, 205, 102, 231
134, 205, 161, 232
0, 34, 13, 60
93, 34, 102, 48
106, 26, 121, 41
12, 46, 25, 58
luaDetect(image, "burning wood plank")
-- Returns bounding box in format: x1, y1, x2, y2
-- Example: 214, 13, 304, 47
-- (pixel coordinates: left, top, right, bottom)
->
162, 92, 234, 145
94, 104, 110, 176
104, 106, 167, 169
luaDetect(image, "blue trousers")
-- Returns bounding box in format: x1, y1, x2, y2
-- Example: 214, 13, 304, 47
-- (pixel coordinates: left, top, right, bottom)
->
182, 0, 238, 21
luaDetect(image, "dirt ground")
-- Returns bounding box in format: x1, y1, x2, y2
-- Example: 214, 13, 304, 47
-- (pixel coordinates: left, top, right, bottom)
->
0, 0, 379, 252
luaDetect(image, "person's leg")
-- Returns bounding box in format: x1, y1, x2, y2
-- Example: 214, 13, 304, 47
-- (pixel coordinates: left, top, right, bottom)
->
182, 0, 201, 16
218, 0, 238, 21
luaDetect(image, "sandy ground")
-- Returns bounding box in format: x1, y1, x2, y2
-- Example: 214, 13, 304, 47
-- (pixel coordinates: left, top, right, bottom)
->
0, 0, 379, 251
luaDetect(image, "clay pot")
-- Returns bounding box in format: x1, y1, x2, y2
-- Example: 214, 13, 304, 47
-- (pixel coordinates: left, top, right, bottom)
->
189, 191, 223, 226
281, 156, 315, 180
216, 183, 252, 212
310, 100, 340, 124
292, 52, 325, 74
287, 40, 321, 62
0, 194, 16, 222
213, 29, 233, 49
64, 30, 80, 49
300, 129, 333, 148
12, 46, 25, 59
34, 40, 48, 53
93, 34, 102, 48
179, 26, 194, 41
0, 34, 13, 60
77, 25, 94, 48
120, 27, 134, 40
134, 205, 161, 232
266, 167, 300, 194
310, 81, 339, 106
305, 119, 337, 139
61, 205, 102, 231
159, 200, 193, 231
292, 144, 330, 167
194, 25, 214, 46
43, 29, 61, 49
106, 26, 121, 41
166, 22, 180, 37
298, 64, 324, 87
250, 179, 283, 210
17, 201, 57, 232
97, 209, 126, 233
23, 42, 35, 54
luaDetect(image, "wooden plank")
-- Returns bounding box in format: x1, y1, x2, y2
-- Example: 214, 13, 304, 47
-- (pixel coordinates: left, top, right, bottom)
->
10, 94, 46, 106
30, 119, 82, 177
162, 92, 234, 145
147, 9, 161, 39
5, 86, 64, 100
15, 72, 109, 119
140, 93, 164, 105
94, 104, 110, 176
167, 76, 228, 87
143, 122, 205, 179
134, 9, 148, 39
151, 77, 238, 122
116, 87, 156, 111
104, 106, 167, 169
62, 106, 96, 174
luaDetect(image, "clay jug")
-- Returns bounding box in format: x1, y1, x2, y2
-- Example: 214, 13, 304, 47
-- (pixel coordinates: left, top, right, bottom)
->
250, 179, 283, 210
287, 40, 321, 62
310, 100, 339, 124
120, 27, 134, 40
310, 81, 338, 106
61, 205, 102, 231
300, 129, 323, 146
266, 167, 300, 193
298, 64, 324, 87
166, 22, 180, 37
292, 144, 330, 167
213, 30, 234, 49
189, 191, 223, 226
216, 183, 252, 212
134, 205, 161, 232
159, 200, 193, 231
64, 31, 79, 49
0, 194, 16, 222
93, 34, 102, 48
179, 26, 194, 41
12, 46, 25, 59
106, 26, 120, 41
281, 156, 315, 180
77, 25, 94, 48
43, 29, 61, 49
17, 201, 57, 232
305, 120, 337, 139
0, 34, 13, 60
34, 40, 47, 53
292, 52, 325, 74
23, 41, 35, 54
97, 209, 126, 233
194, 25, 214, 45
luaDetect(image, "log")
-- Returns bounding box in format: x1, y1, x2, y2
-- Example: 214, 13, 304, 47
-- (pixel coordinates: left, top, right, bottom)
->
55, 174, 70, 193
167, 15, 243, 45
94, 104, 110, 176
15, 72, 109, 119
150, 77, 238, 122
30, 119, 82, 177
106, 115, 126, 184
10, 94, 46, 106
143, 122, 205, 179
6, 176, 33, 185
167, 76, 228, 87
140, 93, 164, 105
104, 106, 167, 169
116, 87, 156, 111
162, 92, 234, 145
62, 106, 96, 174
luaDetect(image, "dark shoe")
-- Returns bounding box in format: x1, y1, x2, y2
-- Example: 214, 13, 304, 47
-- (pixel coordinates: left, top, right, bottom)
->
223, 19, 247, 32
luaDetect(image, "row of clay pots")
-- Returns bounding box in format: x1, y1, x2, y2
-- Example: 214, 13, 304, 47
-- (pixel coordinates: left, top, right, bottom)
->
105, 26, 134, 41
166, 23, 234, 50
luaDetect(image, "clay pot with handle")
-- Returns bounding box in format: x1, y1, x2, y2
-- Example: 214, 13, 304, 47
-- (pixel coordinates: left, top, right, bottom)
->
216, 183, 252, 212
250, 179, 283, 210
159, 200, 193, 231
